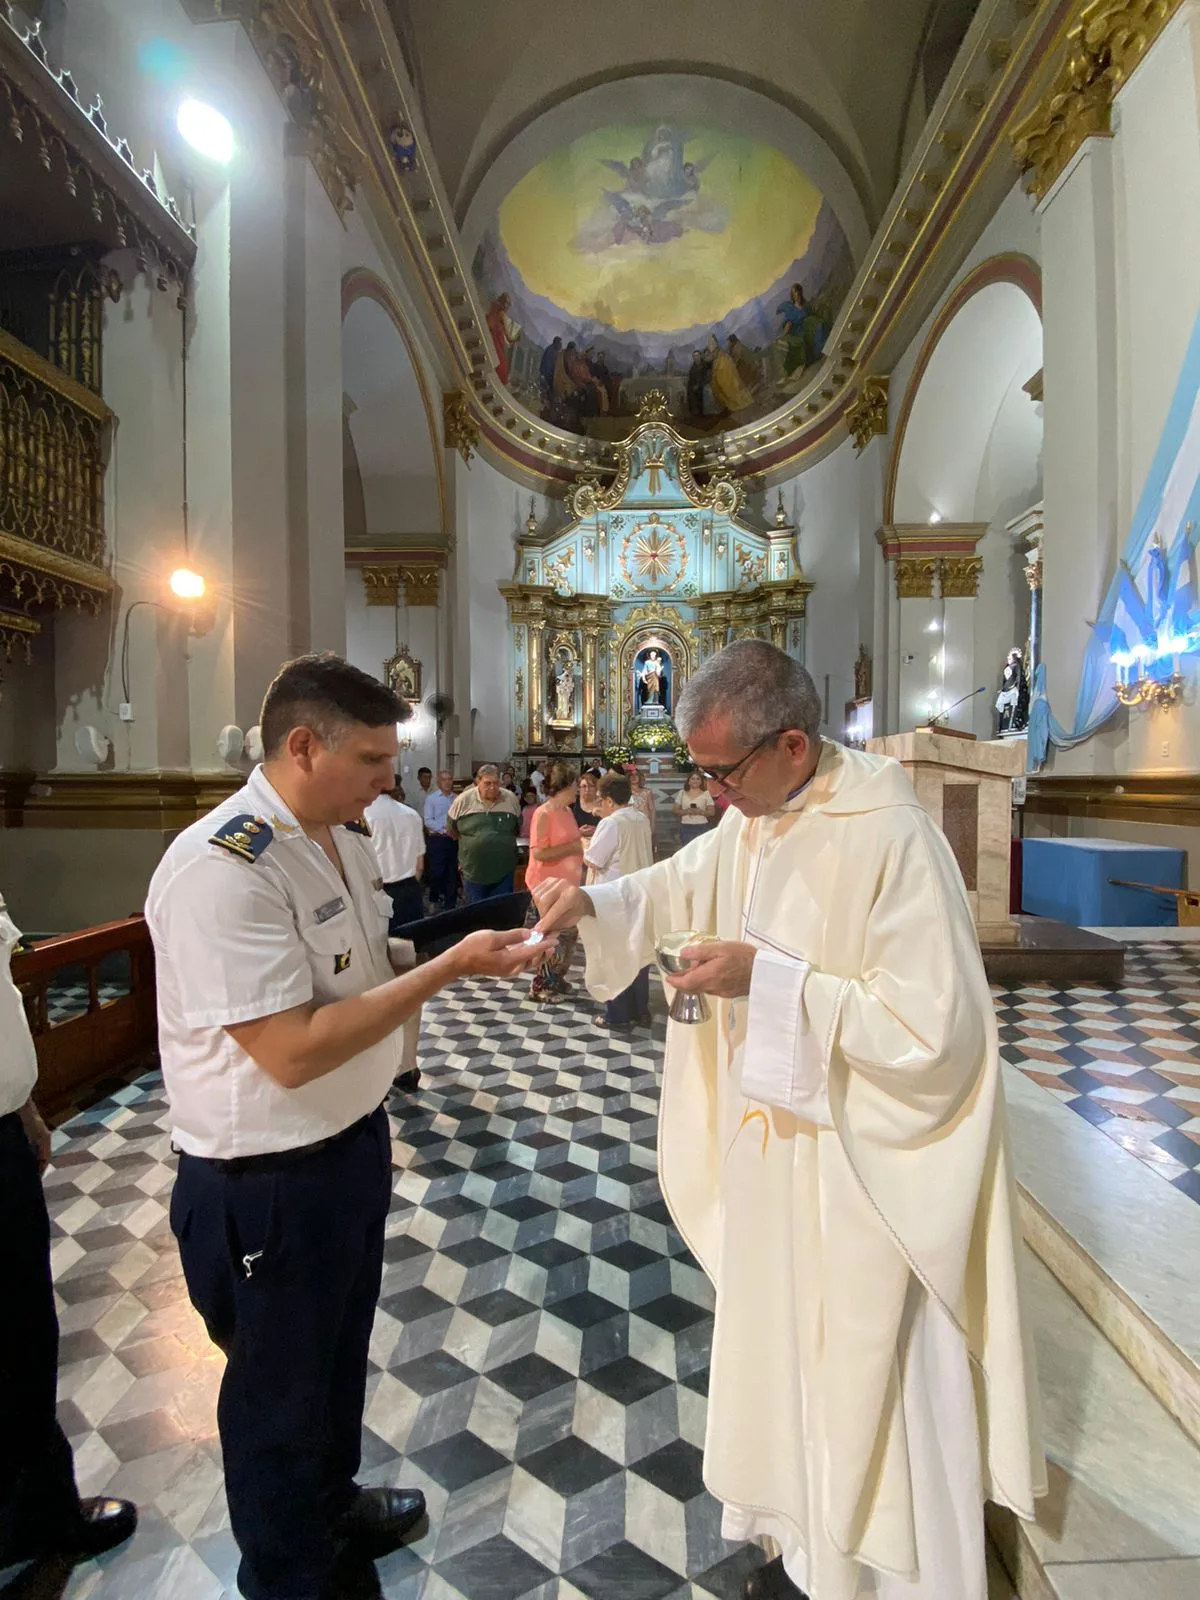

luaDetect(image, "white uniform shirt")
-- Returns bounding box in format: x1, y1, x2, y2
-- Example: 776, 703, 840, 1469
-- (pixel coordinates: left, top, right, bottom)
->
0, 893, 38, 1118
585, 805, 655, 885
364, 794, 425, 882
145, 766, 401, 1159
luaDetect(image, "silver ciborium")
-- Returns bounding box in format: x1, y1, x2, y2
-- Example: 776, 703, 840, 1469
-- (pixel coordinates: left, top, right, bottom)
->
655, 931, 716, 1025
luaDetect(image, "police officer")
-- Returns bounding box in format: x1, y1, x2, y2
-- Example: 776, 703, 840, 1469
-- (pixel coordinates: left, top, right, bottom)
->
0, 892, 138, 1572
146, 655, 542, 1600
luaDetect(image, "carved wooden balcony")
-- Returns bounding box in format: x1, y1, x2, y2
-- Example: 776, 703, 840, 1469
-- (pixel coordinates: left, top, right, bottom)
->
0, 325, 113, 635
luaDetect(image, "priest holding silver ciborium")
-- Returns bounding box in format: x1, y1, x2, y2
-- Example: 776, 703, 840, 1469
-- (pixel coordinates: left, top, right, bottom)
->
532, 640, 1044, 1600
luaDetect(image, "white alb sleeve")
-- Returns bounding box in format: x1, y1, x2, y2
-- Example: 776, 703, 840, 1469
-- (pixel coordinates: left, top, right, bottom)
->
740, 947, 831, 1126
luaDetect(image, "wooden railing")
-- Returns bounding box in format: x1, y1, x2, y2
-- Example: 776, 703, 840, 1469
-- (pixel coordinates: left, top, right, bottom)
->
0, 325, 112, 570
13, 914, 156, 1119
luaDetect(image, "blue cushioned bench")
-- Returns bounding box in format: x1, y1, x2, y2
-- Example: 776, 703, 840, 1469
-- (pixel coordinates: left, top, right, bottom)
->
1021, 837, 1186, 927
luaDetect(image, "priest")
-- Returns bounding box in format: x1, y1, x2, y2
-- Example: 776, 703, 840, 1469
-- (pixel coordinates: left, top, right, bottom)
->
532, 640, 1044, 1600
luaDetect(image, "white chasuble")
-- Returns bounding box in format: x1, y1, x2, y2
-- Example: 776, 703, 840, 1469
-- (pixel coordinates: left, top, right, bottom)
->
578, 743, 1044, 1600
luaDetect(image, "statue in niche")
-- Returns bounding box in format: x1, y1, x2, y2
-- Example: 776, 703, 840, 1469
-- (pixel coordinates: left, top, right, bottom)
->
634, 646, 671, 715
550, 656, 575, 726
995, 647, 1030, 735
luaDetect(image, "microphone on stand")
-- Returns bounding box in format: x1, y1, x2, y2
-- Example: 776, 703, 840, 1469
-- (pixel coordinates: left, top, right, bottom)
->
925, 685, 987, 729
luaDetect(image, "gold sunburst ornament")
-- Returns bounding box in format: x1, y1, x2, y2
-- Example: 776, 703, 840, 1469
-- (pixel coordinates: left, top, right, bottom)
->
623, 518, 684, 590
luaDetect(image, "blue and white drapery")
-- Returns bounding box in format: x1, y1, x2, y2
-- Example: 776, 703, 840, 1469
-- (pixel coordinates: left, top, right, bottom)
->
1028, 310, 1200, 770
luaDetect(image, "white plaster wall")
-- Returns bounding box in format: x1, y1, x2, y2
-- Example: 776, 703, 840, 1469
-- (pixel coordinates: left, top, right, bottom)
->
464, 457, 530, 760
774, 437, 875, 736
343, 570, 441, 788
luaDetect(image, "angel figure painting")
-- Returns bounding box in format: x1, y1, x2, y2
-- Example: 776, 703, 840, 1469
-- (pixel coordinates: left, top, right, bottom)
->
470, 116, 855, 442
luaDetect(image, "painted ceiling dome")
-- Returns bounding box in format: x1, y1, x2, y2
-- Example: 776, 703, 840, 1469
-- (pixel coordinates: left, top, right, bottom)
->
472, 116, 855, 442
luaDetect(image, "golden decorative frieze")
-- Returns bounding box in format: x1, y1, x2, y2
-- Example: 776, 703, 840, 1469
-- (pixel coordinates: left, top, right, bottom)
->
940, 555, 984, 597
443, 390, 478, 464
1011, 0, 1183, 202
895, 556, 938, 599
1025, 553, 1043, 591
845, 376, 890, 454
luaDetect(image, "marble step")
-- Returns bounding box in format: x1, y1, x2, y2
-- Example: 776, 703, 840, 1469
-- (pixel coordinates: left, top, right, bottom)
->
987, 1250, 1200, 1599
1004, 1066, 1200, 1447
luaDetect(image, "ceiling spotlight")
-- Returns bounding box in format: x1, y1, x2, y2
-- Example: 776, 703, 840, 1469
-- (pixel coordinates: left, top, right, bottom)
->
929, 511, 942, 524
169, 566, 206, 600
177, 98, 234, 164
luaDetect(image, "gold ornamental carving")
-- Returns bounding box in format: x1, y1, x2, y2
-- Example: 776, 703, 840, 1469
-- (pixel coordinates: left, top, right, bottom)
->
361, 565, 400, 607
443, 390, 478, 464
1025, 553, 1043, 591
400, 564, 440, 606
895, 557, 938, 599
569, 408, 743, 520
0, 609, 40, 665
939, 555, 983, 597
845, 376, 890, 454
0, 330, 112, 610
1011, 0, 1184, 202
618, 516, 688, 594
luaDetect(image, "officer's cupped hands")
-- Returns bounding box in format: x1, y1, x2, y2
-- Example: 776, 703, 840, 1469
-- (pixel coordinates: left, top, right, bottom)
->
457, 927, 556, 978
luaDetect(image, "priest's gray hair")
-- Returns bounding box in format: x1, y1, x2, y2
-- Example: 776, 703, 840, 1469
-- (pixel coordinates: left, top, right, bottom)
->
676, 641, 822, 744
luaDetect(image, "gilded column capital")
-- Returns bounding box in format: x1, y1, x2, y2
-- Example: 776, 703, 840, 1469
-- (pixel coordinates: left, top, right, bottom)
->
443, 391, 479, 464
845, 376, 890, 454
895, 557, 938, 600
1012, 0, 1184, 202
939, 555, 984, 598
360, 564, 400, 607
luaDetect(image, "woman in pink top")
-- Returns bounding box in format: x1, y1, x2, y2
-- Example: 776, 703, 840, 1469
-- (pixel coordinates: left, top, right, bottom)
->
525, 762, 583, 1000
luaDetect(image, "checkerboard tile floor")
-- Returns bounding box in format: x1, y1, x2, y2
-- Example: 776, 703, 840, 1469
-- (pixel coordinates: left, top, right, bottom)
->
11, 979, 771, 1600
995, 941, 1200, 1205
12, 945, 1195, 1598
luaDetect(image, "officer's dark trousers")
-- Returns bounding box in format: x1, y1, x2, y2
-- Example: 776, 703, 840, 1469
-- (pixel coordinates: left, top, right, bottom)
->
171, 1107, 392, 1600
0, 1112, 82, 1565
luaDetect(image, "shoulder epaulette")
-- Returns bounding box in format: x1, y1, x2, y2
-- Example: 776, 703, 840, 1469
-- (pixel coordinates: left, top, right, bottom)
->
343, 817, 372, 837
209, 814, 273, 862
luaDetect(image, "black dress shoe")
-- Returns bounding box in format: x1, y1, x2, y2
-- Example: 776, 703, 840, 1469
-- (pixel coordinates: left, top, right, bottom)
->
393, 1069, 421, 1094
742, 1556, 808, 1600
9, 1497, 140, 1563
336, 1487, 426, 1559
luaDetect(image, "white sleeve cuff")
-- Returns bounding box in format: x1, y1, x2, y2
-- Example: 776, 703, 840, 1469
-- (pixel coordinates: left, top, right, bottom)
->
740, 947, 831, 1126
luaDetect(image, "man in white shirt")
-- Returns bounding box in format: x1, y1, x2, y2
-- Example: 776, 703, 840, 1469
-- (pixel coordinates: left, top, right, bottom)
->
582, 772, 655, 1030
422, 770, 458, 910
0, 894, 137, 1570
145, 654, 542, 1600
528, 760, 546, 798
365, 787, 425, 933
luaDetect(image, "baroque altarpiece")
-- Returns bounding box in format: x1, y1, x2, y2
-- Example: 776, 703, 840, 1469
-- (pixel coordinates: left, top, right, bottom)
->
501, 397, 813, 760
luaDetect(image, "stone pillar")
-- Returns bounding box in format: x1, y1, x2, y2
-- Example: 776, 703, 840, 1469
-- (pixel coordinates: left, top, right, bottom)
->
284, 153, 345, 657
1037, 141, 1119, 772
581, 608, 602, 751
877, 525, 986, 733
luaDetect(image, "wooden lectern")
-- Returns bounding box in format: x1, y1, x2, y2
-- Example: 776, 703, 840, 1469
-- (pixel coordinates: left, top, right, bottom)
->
867, 728, 1024, 944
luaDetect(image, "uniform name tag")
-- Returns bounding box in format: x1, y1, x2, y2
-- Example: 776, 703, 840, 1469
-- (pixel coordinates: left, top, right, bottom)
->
314, 896, 346, 924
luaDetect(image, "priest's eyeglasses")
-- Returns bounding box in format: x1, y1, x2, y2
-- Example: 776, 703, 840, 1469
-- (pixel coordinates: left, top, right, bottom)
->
693, 728, 787, 788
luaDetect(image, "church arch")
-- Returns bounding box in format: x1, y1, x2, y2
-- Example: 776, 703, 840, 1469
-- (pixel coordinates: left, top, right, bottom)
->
340, 269, 447, 537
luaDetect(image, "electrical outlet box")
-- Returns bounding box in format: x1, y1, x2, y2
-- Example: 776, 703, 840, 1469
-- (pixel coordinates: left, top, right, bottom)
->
1161, 740, 1170, 760
119, 702, 134, 722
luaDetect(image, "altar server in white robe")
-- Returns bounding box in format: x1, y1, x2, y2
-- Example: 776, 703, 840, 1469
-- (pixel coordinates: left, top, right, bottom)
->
532, 641, 1044, 1600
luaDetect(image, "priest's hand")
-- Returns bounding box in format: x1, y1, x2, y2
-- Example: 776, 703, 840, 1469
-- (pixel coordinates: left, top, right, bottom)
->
666, 940, 758, 1000
532, 880, 594, 933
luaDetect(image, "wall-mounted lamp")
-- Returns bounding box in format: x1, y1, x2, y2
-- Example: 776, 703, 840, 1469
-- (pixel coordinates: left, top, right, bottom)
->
1111, 633, 1194, 708
928, 511, 942, 525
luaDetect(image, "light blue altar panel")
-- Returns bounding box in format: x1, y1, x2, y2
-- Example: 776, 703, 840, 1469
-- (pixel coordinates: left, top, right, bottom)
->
1022, 837, 1185, 926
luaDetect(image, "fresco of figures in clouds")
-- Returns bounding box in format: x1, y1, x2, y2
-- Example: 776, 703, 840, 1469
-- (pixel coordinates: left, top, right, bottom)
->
474, 120, 855, 439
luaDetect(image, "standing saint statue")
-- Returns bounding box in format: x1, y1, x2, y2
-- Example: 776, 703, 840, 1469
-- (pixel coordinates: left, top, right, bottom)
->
553, 659, 574, 724
995, 647, 1030, 735
639, 650, 665, 708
